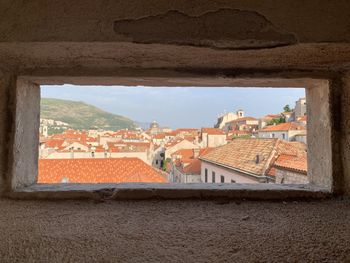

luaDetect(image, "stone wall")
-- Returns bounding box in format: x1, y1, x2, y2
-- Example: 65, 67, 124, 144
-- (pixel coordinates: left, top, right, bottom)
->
342, 75, 350, 195
275, 169, 308, 184
0, 1, 349, 196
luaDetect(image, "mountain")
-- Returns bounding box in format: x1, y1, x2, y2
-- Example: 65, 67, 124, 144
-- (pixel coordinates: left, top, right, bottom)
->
40, 98, 136, 130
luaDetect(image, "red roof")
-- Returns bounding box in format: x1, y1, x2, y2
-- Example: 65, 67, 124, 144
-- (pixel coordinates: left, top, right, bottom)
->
274, 154, 307, 174
173, 148, 214, 175
297, 116, 307, 122
201, 128, 225, 135
182, 159, 201, 174
154, 134, 166, 139
260, 122, 305, 132
44, 139, 65, 149
38, 158, 167, 183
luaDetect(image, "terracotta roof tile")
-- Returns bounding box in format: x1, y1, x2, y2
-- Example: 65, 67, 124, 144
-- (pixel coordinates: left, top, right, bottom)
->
260, 122, 305, 132
201, 128, 225, 135
200, 138, 277, 175
44, 139, 65, 149
38, 158, 167, 183
274, 154, 307, 174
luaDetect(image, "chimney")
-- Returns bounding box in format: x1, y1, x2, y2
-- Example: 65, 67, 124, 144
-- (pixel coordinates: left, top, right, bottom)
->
193, 148, 200, 158
255, 154, 260, 164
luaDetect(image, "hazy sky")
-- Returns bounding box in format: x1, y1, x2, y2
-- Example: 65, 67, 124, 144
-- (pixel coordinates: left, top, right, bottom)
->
41, 85, 305, 129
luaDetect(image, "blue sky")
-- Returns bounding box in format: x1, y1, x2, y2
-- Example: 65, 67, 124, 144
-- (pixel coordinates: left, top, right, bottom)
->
41, 85, 305, 129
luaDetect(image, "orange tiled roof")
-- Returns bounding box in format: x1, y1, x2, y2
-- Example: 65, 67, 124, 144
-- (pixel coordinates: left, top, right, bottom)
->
201, 128, 225, 135
201, 138, 307, 177
182, 159, 201, 174
38, 158, 167, 183
260, 122, 305, 132
172, 149, 194, 159
165, 138, 191, 148
200, 138, 277, 175
297, 116, 307, 122
173, 148, 214, 175
154, 134, 166, 139
175, 128, 198, 133
44, 139, 65, 149
172, 148, 213, 160
274, 154, 307, 174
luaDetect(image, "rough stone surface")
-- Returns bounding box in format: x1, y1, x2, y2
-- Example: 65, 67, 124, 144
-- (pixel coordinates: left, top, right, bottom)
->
11, 80, 39, 190
113, 9, 297, 50
342, 75, 350, 195
8, 183, 330, 201
1, 43, 350, 72
0, 72, 15, 195
0, 72, 8, 194
306, 82, 332, 190
0, 198, 349, 262
0, 2, 348, 196
0, 0, 350, 43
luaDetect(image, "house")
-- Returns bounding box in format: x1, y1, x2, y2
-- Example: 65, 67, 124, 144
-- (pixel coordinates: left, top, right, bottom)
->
223, 117, 259, 133
273, 154, 308, 184
38, 158, 168, 183
170, 148, 213, 183
296, 116, 307, 126
199, 128, 227, 148
164, 139, 199, 159
152, 133, 166, 145
257, 122, 306, 142
199, 138, 307, 184
151, 145, 165, 169
215, 109, 244, 129
173, 128, 199, 138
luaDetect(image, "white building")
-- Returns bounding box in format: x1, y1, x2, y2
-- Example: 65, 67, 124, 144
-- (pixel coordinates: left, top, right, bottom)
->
294, 98, 307, 119
199, 138, 307, 184
257, 122, 306, 142
199, 128, 227, 148
215, 109, 244, 129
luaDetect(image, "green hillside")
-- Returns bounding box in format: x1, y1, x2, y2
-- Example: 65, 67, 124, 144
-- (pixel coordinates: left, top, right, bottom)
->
40, 98, 136, 131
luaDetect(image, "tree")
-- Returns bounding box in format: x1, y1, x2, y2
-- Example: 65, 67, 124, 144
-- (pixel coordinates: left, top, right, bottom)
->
267, 117, 286, 126
162, 158, 171, 171
283, 104, 291, 112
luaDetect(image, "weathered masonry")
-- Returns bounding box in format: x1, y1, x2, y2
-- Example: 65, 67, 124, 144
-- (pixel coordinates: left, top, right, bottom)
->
0, 1, 350, 199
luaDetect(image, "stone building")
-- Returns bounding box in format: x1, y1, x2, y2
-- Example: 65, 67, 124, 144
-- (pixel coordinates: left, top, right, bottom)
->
294, 97, 307, 119
214, 109, 244, 129
199, 128, 227, 148
200, 138, 307, 184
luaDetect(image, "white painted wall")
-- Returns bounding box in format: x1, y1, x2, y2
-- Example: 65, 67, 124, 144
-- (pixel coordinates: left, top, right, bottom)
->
201, 162, 259, 184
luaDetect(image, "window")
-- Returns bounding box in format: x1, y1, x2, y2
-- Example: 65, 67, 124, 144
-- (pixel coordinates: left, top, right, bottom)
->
205, 168, 208, 183
220, 175, 225, 183
212, 172, 216, 183
282, 134, 285, 139
231, 180, 236, 183
9, 78, 333, 200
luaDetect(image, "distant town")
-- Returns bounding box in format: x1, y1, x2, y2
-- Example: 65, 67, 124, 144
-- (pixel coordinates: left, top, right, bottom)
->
38, 98, 307, 185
